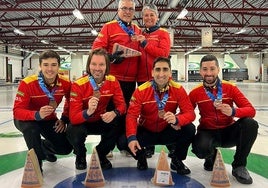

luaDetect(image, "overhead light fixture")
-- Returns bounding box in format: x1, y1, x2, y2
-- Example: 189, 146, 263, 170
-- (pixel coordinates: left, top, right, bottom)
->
41, 40, 49, 44
235, 28, 247, 34
91, 29, 98, 36
213, 39, 220, 44
14, 28, 25, 35
177, 8, 188, 19
73, 9, 84, 19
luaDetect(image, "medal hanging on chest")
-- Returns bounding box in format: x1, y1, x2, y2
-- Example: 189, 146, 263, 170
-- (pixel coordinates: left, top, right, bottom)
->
158, 109, 166, 118
152, 81, 169, 119
49, 100, 58, 109
213, 98, 222, 107
38, 72, 58, 109
204, 80, 223, 108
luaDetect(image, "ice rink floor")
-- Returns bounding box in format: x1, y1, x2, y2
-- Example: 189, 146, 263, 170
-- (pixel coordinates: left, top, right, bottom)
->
0, 82, 268, 187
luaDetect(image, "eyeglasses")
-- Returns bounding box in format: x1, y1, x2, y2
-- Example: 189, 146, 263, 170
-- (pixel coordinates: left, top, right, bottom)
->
120, 7, 135, 13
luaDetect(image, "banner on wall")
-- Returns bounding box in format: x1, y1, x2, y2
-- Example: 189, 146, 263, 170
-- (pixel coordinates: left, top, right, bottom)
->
59, 55, 71, 79
201, 28, 212, 47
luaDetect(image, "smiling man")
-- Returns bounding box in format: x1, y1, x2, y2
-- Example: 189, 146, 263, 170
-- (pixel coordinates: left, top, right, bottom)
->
13, 50, 73, 173
126, 57, 196, 175
66, 48, 126, 170
189, 54, 259, 184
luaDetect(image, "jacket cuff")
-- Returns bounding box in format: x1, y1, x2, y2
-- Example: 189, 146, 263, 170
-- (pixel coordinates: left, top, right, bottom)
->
83, 110, 92, 119
172, 117, 179, 126
35, 111, 42, 121
60, 116, 69, 124
231, 107, 236, 116
127, 135, 137, 143
114, 109, 120, 117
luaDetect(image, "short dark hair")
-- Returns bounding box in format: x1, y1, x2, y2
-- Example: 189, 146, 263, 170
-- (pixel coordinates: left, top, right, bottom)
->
39, 50, 60, 65
200, 54, 219, 68
86, 48, 110, 75
153, 57, 171, 69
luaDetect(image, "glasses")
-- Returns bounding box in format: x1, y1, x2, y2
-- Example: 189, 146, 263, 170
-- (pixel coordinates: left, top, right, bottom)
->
120, 7, 135, 13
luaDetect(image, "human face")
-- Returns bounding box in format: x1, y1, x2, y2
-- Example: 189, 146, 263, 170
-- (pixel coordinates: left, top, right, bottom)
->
118, 1, 135, 23
152, 61, 171, 88
143, 9, 158, 28
89, 54, 106, 83
200, 60, 220, 86
40, 58, 59, 84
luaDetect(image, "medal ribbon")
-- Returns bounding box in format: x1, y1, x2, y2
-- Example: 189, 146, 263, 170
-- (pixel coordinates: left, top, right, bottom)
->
151, 81, 169, 110
117, 19, 135, 36
89, 76, 99, 91
204, 79, 222, 101
38, 72, 57, 101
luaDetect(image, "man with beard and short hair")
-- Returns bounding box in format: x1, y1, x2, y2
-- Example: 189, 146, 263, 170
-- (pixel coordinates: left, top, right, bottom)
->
189, 54, 258, 184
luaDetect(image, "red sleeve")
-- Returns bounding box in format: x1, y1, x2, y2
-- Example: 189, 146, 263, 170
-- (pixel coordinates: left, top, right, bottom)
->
69, 82, 88, 125
144, 29, 170, 57
231, 85, 255, 118
126, 89, 141, 138
13, 81, 36, 120
92, 23, 109, 51
112, 79, 127, 115
175, 86, 196, 126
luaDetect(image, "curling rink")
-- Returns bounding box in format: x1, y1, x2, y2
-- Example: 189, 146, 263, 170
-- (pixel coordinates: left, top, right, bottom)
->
0, 82, 268, 187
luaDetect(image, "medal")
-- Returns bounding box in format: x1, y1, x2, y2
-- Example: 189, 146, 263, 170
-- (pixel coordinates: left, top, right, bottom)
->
93, 90, 101, 99
131, 35, 137, 41
49, 100, 57, 109
214, 99, 222, 107
158, 109, 165, 118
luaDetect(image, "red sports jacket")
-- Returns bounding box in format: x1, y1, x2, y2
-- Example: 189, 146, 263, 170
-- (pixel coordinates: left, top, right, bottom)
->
13, 74, 71, 121
189, 80, 256, 130
92, 20, 142, 82
126, 80, 195, 138
69, 74, 126, 125
137, 27, 170, 82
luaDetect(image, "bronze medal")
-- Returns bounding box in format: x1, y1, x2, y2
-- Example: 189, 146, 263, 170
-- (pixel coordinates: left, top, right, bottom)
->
131, 35, 137, 41
213, 99, 222, 107
158, 109, 165, 118
49, 100, 57, 109
93, 90, 101, 99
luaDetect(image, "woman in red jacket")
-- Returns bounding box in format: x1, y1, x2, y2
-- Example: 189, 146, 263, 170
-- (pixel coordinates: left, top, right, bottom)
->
66, 48, 126, 170
136, 3, 172, 159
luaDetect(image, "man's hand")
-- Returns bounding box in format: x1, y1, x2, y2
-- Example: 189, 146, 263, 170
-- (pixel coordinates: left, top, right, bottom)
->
128, 140, 141, 156
216, 103, 233, 116
87, 96, 99, 116
100, 111, 117, 123
39, 105, 54, 119
54, 120, 66, 133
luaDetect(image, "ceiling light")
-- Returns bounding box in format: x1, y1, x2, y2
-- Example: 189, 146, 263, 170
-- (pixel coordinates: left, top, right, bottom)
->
235, 28, 246, 34
41, 40, 49, 44
14, 28, 25, 35
213, 39, 220, 44
73, 9, 84, 20
177, 8, 188, 19
91, 29, 98, 36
